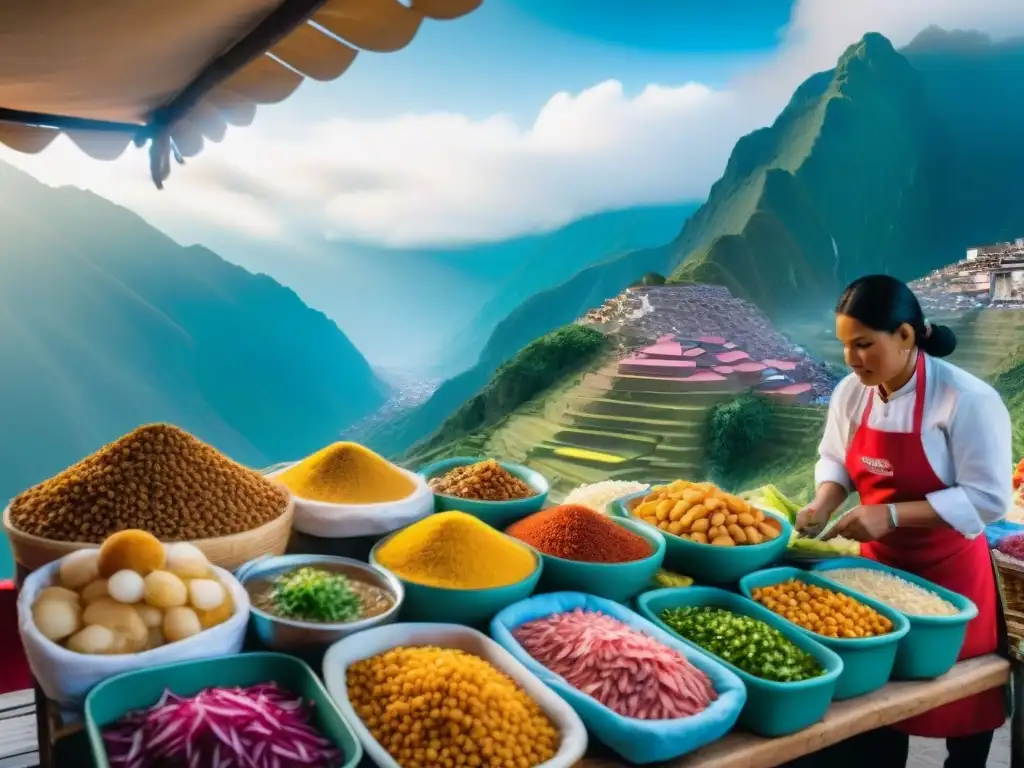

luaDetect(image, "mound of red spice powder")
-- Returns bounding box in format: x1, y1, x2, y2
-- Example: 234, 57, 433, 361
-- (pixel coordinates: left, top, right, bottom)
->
506, 504, 653, 563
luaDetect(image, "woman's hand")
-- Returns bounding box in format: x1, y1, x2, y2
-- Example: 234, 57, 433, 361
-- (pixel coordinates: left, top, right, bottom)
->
795, 504, 829, 536
822, 505, 894, 542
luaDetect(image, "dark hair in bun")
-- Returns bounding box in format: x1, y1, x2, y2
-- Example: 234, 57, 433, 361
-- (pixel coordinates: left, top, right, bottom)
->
835, 275, 957, 358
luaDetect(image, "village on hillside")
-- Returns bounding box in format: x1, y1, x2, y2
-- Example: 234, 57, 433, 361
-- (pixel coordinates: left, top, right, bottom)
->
911, 239, 1024, 312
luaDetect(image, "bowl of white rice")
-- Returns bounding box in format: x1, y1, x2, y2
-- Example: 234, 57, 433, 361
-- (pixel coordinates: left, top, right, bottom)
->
561, 481, 651, 515
812, 558, 977, 681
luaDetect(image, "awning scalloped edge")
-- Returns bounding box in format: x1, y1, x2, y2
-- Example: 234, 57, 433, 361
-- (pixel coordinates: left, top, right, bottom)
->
0, 0, 484, 188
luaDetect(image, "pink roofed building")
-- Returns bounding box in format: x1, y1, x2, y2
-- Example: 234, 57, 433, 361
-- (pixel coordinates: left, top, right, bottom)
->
617, 334, 818, 401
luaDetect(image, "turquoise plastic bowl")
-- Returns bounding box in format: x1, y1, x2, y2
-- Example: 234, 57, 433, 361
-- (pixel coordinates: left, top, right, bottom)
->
738, 567, 910, 700
636, 586, 843, 736
612, 490, 792, 584
812, 557, 978, 680
85, 652, 362, 768
370, 529, 543, 628
418, 457, 549, 529
526, 517, 666, 603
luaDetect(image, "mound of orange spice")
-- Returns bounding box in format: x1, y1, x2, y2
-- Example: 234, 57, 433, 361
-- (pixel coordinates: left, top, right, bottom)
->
506, 504, 653, 563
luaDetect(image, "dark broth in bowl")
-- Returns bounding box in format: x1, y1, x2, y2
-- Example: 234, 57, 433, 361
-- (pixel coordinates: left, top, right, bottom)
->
246, 565, 394, 624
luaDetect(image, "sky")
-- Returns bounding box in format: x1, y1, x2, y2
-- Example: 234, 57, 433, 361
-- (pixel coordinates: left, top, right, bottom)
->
3, 0, 1024, 365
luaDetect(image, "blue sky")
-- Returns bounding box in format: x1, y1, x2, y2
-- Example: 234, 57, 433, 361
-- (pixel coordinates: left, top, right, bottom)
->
270, 0, 795, 125
6, 0, 1023, 367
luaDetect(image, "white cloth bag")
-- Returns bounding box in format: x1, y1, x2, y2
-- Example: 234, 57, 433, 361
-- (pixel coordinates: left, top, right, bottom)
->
267, 465, 434, 538
19, 560, 249, 708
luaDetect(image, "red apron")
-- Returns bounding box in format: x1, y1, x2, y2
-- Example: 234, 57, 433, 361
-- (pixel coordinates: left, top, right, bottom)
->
846, 352, 1006, 738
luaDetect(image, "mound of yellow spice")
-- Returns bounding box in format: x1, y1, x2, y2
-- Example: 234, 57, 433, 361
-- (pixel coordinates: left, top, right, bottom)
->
347, 646, 560, 768
375, 511, 536, 589
277, 441, 416, 504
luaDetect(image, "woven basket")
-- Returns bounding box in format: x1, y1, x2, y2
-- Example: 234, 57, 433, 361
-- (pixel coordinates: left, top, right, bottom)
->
3, 498, 294, 575
993, 549, 1024, 657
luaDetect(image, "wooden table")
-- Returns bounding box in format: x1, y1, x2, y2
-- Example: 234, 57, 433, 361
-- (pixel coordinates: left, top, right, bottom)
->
577, 655, 1017, 768
0, 690, 36, 768
24, 655, 1020, 768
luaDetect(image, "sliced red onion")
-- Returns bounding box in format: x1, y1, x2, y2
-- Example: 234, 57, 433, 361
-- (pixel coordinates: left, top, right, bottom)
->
102, 683, 342, 768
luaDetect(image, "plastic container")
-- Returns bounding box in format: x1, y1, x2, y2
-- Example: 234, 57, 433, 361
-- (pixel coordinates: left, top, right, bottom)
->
417, 457, 549, 529
266, 463, 433, 539
369, 530, 542, 627
812, 558, 977, 680
636, 586, 843, 736
322, 623, 588, 768
738, 567, 910, 700
530, 517, 666, 603
612, 490, 791, 584
490, 592, 745, 764
85, 652, 362, 768
19, 559, 249, 707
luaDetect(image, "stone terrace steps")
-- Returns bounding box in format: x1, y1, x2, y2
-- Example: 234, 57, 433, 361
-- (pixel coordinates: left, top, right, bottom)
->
566, 394, 718, 420
560, 409, 707, 436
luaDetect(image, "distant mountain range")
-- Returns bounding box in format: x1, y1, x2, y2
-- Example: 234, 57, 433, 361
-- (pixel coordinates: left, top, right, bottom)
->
370, 27, 1024, 457
362, 210, 698, 457
439, 204, 697, 374
0, 162, 388, 503
281, 203, 694, 375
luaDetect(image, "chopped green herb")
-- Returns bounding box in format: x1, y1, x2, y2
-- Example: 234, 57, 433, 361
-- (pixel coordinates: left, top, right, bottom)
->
660, 606, 825, 683
271, 567, 362, 623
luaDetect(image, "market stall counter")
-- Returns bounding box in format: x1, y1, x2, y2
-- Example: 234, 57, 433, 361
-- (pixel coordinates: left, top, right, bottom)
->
20, 654, 1017, 768
7, 451, 1024, 768
577, 654, 1014, 768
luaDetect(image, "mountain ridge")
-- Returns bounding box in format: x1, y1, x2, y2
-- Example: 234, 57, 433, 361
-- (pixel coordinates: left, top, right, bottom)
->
0, 160, 388, 504
666, 28, 1024, 312
371, 26, 1024, 457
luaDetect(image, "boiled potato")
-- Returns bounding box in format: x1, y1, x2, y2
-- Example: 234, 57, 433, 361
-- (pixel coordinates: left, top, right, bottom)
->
33, 599, 81, 641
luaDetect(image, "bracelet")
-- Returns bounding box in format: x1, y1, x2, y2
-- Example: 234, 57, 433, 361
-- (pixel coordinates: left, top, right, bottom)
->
887, 503, 899, 529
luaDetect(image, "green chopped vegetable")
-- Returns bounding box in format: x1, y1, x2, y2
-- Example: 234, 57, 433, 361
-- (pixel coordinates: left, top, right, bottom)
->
788, 530, 861, 556
660, 606, 825, 683
742, 484, 802, 524
271, 566, 363, 623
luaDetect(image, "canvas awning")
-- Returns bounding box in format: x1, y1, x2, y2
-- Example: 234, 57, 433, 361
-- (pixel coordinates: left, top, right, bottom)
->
0, 0, 481, 187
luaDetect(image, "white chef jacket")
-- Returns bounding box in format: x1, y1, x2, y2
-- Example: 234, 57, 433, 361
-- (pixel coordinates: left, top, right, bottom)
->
815, 353, 1013, 538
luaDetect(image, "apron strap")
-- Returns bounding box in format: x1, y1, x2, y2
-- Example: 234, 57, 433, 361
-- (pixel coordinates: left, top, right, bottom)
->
859, 352, 927, 430
912, 352, 927, 435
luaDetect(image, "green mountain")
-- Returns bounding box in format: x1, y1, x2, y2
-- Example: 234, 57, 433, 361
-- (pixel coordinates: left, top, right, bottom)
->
666, 28, 1024, 314
258, 203, 693, 374
373, 27, 1024, 460
442, 204, 697, 373
0, 161, 388, 506
365, 218, 695, 457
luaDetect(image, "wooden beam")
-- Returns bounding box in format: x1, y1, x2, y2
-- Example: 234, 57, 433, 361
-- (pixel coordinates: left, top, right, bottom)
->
146, 0, 329, 134
0, 109, 140, 134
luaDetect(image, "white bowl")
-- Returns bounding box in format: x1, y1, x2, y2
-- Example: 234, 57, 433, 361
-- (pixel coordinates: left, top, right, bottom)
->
19, 559, 249, 707
267, 464, 433, 538
322, 623, 589, 768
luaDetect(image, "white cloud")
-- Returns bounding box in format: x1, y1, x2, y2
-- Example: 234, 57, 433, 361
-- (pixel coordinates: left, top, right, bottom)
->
4, 0, 1024, 248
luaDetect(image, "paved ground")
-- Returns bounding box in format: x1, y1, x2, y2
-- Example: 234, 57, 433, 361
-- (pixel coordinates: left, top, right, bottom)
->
909, 723, 1009, 767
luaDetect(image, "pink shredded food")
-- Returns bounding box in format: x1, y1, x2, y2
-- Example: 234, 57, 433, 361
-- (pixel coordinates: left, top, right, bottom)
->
101, 682, 342, 768
513, 609, 717, 720
998, 533, 1024, 562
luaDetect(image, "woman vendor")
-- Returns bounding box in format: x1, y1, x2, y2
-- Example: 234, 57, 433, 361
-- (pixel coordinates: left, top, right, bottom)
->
795, 275, 1013, 768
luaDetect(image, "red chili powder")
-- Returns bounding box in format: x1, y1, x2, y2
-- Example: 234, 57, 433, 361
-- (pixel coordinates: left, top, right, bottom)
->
506, 505, 653, 563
